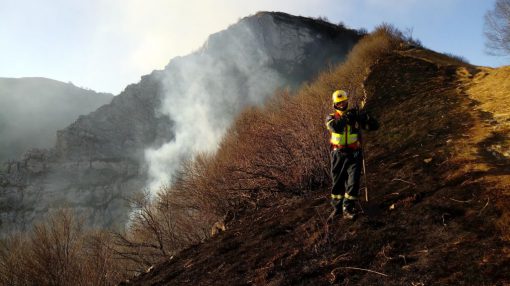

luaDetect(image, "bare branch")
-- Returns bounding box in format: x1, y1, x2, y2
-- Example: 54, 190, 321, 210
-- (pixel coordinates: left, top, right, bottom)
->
484, 0, 510, 56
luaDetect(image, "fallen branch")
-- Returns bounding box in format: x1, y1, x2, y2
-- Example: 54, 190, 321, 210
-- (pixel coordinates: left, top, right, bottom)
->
478, 197, 490, 216
442, 213, 448, 227
339, 266, 389, 277
448, 198, 473, 203
391, 178, 416, 186
332, 253, 351, 264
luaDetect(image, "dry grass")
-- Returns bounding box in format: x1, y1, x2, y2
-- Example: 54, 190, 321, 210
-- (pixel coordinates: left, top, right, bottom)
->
457, 65, 510, 241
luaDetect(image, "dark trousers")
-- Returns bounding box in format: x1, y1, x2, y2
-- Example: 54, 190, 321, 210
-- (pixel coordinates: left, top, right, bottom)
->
330, 149, 362, 211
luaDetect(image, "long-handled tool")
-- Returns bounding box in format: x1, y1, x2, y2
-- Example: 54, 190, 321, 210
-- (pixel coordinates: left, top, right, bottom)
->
360, 137, 369, 202
359, 87, 369, 202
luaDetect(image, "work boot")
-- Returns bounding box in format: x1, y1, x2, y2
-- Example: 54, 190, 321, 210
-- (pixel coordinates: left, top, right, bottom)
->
342, 207, 357, 220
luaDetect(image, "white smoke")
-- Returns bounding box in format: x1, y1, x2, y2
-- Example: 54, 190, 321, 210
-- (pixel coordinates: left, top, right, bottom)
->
145, 21, 286, 191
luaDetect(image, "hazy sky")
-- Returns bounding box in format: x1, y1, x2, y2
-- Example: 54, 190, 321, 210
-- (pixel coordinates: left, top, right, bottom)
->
0, 0, 504, 94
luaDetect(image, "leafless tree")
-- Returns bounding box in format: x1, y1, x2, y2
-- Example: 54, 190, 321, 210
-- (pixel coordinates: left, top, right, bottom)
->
111, 189, 211, 271
0, 209, 131, 286
484, 0, 510, 56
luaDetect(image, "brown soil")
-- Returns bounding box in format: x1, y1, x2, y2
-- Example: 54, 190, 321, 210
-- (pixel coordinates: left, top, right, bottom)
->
122, 49, 510, 285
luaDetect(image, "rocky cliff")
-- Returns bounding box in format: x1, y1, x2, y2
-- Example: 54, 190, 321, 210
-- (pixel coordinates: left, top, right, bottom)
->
0, 12, 363, 234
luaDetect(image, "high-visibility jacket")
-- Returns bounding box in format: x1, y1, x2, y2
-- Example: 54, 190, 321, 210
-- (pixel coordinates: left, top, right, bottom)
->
325, 109, 379, 149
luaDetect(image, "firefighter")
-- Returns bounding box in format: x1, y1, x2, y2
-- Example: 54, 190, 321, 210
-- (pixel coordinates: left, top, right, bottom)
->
326, 90, 379, 220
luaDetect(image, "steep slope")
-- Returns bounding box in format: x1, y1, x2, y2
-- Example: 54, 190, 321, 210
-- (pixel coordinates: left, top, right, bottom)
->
0, 12, 363, 234
0, 77, 113, 162
458, 64, 510, 249
124, 49, 510, 285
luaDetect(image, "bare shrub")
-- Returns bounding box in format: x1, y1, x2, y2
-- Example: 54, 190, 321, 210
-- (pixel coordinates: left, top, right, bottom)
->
112, 186, 214, 270
111, 191, 173, 269
82, 230, 132, 285
0, 210, 130, 286
0, 233, 31, 285
25, 209, 85, 285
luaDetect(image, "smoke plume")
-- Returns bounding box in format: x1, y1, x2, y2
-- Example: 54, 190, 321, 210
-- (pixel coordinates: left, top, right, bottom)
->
144, 12, 362, 192
145, 21, 286, 190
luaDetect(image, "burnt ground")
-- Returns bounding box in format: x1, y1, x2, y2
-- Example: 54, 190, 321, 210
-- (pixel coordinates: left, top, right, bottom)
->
123, 49, 510, 285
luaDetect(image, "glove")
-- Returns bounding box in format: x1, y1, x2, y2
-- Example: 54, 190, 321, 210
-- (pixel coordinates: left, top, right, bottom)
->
344, 109, 357, 124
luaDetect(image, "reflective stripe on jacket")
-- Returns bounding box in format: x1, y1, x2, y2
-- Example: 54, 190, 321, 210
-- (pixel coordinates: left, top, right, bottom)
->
330, 125, 358, 146
326, 111, 360, 147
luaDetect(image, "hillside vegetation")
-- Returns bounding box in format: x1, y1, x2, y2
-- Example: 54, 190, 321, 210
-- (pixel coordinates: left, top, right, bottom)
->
2, 25, 510, 285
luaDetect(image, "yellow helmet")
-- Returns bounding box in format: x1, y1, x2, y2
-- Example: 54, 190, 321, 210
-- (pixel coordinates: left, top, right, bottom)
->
332, 90, 348, 104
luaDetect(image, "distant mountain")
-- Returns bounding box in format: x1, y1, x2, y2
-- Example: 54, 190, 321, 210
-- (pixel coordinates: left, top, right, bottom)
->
0, 12, 363, 234
0, 77, 113, 162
